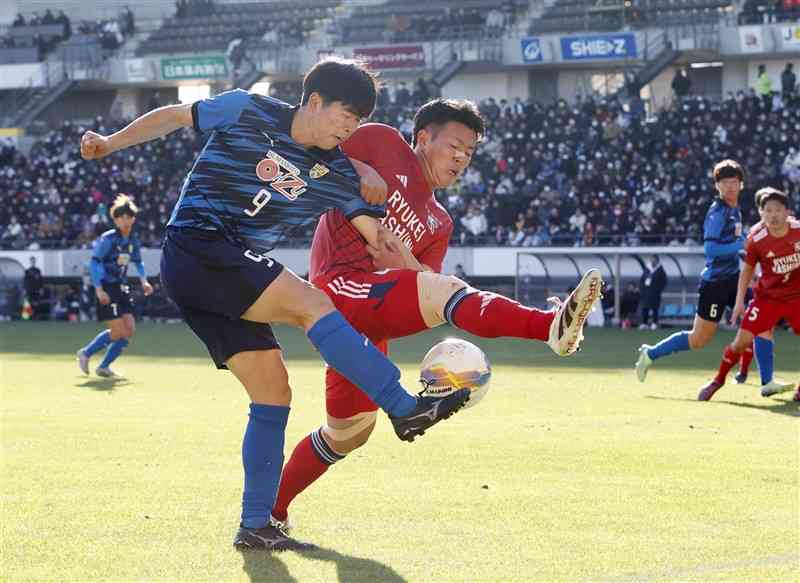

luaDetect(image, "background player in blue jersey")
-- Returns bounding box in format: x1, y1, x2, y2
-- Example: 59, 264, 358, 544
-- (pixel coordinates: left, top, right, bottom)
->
636, 160, 745, 382
77, 194, 153, 377
79, 58, 469, 551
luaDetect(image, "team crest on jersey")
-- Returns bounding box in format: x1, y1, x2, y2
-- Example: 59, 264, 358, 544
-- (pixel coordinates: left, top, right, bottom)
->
309, 163, 329, 179
255, 150, 308, 200
427, 214, 441, 234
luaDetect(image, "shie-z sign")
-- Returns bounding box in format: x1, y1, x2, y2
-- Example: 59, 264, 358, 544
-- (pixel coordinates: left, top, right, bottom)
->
560, 33, 637, 60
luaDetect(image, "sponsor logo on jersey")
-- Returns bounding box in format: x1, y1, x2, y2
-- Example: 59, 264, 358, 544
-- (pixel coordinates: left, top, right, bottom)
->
382, 190, 428, 249
255, 149, 307, 200
772, 252, 800, 274
309, 163, 329, 179
396, 174, 408, 188
767, 250, 776, 258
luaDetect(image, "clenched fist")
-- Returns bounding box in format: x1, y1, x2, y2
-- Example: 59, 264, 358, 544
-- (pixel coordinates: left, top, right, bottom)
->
80, 131, 113, 160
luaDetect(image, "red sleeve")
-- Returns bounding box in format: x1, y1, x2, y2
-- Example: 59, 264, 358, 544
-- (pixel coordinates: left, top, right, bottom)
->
416, 224, 453, 273
341, 123, 406, 166
743, 236, 758, 268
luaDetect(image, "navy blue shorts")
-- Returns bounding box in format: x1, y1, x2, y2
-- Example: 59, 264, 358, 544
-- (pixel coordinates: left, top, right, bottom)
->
96, 282, 134, 321
161, 227, 284, 369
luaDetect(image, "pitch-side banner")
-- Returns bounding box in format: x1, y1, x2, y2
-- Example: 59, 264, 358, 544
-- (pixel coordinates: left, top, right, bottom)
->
739, 26, 764, 53
783, 25, 800, 47
352, 45, 425, 69
560, 33, 637, 60
520, 38, 543, 63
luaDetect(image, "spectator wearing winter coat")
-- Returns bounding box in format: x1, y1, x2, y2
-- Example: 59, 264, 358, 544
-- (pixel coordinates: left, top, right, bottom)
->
639, 255, 667, 329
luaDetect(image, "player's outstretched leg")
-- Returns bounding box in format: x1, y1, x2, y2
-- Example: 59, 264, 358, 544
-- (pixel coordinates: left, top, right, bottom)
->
698, 346, 740, 401
440, 269, 602, 357
389, 388, 471, 442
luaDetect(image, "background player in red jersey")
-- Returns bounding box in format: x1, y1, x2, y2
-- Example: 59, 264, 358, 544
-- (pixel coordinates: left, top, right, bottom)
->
271, 99, 603, 529
698, 187, 800, 401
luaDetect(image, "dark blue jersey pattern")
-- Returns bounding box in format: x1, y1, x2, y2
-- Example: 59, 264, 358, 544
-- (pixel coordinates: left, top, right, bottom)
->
701, 198, 742, 282
167, 89, 383, 254
90, 228, 145, 286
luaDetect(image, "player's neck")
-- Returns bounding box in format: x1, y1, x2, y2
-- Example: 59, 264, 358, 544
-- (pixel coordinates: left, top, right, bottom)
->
290, 108, 316, 148
415, 149, 436, 190
767, 224, 788, 238
719, 194, 738, 208
118, 227, 132, 238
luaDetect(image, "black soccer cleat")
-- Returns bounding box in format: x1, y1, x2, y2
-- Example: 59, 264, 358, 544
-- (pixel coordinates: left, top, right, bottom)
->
734, 371, 748, 384
233, 520, 317, 552
389, 389, 470, 442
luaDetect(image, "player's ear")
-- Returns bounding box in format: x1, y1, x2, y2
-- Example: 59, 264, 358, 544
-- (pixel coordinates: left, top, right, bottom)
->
416, 128, 431, 148
307, 92, 324, 112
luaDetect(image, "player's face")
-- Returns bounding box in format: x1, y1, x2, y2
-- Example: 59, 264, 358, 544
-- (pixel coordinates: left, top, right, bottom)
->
761, 200, 789, 230
715, 177, 742, 205
418, 122, 478, 189
113, 213, 136, 234
310, 95, 361, 150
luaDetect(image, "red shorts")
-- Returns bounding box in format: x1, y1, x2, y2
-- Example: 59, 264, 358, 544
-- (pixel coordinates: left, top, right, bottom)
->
313, 269, 429, 418
741, 296, 800, 336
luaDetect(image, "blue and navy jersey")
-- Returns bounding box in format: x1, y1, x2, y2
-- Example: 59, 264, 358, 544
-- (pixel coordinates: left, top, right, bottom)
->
90, 229, 144, 286
701, 199, 742, 281
167, 89, 383, 254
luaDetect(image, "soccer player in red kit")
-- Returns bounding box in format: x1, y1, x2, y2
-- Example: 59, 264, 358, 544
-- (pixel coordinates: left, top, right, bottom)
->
698, 187, 800, 401
271, 99, 603, 529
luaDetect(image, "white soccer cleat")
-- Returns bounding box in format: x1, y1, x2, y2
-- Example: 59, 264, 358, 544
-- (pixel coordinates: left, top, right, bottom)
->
95, 366, 122, 378
760, 379, 796, 397
547, 268, 603, 357
76, 349, 90, 375
635, 345, 653, 383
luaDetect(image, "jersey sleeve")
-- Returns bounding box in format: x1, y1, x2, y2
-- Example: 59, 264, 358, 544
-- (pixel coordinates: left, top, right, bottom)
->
341, 123, 406, 166
324, 153, 385, 220
416, 223, 453, 273
191, 89, 251, 133
703, 207, 724, 242
89, 236, 111, 286
743, 236, 759, 267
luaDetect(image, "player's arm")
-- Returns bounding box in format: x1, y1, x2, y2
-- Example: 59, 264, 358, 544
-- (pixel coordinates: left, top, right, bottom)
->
348, 215, 431, 272
90, 238, 111, 304
349, 158, 387, 206
81, 104, 193, 160
703, 211, 743, 258
730, 262, 755, 324
131, 242, 153, 296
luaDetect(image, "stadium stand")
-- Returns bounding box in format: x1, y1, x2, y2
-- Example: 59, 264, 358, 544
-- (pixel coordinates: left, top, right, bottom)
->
137, 0, 339, 55
333, 0, 527, 45
2, 88, 798, 253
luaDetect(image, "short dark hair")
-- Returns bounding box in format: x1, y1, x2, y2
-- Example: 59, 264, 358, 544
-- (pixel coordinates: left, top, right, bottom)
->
110, 193, 138, 218
412, 98, 485, 146
712, 159, 745, 183
756, 187, 789, 210
301, 57, 378, 120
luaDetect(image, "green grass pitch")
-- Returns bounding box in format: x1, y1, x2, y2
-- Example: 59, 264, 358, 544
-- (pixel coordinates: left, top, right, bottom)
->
1, 322, 798, 582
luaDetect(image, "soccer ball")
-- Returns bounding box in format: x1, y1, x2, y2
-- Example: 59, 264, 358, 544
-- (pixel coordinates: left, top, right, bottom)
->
419, 338, 491, 409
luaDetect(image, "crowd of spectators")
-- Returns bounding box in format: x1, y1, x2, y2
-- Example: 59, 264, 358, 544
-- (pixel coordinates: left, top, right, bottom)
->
2, 9, 71, 56
2, 76, 800, 252
739, 0, 800, 24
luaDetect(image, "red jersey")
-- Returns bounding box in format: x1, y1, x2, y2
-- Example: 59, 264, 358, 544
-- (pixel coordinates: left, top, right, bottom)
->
744, 217, 800, 301
309, 123, 453, 281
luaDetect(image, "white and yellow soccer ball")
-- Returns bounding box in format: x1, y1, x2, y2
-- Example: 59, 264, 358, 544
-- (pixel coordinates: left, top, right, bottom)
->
419, 338, 491, 409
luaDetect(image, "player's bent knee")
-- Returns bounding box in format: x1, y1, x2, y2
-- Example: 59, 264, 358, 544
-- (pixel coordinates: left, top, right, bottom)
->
418, 272, 470, 328
322, 413, 377, 455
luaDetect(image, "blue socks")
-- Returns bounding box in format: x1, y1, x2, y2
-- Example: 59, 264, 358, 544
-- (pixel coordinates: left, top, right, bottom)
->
307, 312, 416, 416
647, 331, 691, 361
83, 330, 111, 357
754, 337, 774, 385
241, 403, 289, 529
99, 339, 129, 369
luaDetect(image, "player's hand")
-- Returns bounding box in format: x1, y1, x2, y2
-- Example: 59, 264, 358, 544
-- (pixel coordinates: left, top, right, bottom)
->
142, 281, 154, 296
730, 301, 745, 325
367, 227, 407, 270
96, 289, 111, 305
349, 158, 388, 205
80, 131, 113, 160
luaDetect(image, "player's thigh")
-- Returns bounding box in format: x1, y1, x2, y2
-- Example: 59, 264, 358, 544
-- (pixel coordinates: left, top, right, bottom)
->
417, 271, 470, 328
324, 342, 385, 420
242, 268, 334, 331
696, 280, 730, 325
322, 411, 377, 454
688, 314, 718, 347
108, 314, 135, 339
321, 270, 430, 338
227, 348, 291, 406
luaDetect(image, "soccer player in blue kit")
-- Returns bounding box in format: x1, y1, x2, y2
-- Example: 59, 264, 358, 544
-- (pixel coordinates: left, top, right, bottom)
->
77, 194, 153, 377
79, 58, 469, 551
636, 160, 746, 382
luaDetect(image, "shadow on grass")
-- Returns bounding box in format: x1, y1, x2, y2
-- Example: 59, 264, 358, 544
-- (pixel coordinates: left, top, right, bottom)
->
74, 377, 131, 391
645, 395, 800, 417
240, 545, 406, 583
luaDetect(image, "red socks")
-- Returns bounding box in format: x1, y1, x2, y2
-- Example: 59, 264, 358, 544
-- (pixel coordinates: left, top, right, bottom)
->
450, 291, 554, 341
739, 346, 753, 375
715, 346, 742, 385
271, 432, 332, 521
